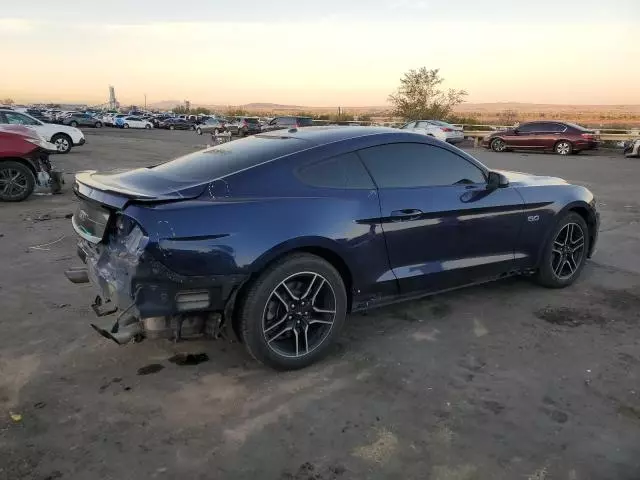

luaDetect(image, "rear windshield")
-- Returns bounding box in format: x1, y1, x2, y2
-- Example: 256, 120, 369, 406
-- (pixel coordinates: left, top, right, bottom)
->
297, 117, 313, 127
565, 122, 591, 132
151, 136, 308, 182
243, 117, 259, 124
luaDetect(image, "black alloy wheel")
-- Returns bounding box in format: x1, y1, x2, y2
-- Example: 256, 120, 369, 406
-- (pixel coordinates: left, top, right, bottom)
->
534, 212, 589, 288
238, 253, 347, 370
0, 161, 35, 202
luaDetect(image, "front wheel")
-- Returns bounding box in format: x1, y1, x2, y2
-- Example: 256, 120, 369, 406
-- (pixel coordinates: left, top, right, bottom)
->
70, 121, 78, 127
555, 141, 573, 155
169, 125, 175, 130
491, 138, 507, 152
238, 253, 348, 370
196, 127, 203, 135
0, 161, 36, 202
145, 124, 151, 129
51, 134, 72, 154
534, 212, 589, 288
123, 123, 130, 129
95, 121, 102, 128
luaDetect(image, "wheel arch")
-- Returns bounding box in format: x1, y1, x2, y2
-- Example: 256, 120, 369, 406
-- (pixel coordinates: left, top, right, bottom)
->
536, 200, 597, 265
0, 157, 37, 178
228, 238, 355, 335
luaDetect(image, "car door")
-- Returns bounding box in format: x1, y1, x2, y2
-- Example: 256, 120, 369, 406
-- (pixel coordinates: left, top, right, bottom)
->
414, 121, 436, 136
533, 122, 566, 150
400, 122, 416, 132
358, 142, 525, 295
506, 123, 537, 149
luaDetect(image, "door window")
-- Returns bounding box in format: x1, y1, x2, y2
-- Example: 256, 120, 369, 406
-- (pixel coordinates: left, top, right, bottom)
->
358, 143, 486, 188
516, 123, 537, 133
401, 122, 416, 129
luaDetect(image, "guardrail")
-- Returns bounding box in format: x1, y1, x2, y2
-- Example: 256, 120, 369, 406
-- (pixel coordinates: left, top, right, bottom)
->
462, 130, 640, 147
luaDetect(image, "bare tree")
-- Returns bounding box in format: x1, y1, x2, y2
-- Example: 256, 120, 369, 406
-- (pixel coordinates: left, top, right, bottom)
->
388, 68, 467, 121
1, 98, 15, 106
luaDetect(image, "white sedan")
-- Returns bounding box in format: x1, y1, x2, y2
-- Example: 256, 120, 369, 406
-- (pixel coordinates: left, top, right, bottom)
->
400, 120, 465, 144
118, 116, 153, 129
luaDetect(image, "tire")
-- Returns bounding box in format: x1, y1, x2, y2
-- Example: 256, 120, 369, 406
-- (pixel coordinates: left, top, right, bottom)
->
213, 128, 219, 135
95, 121, 102, 128
123, 123, 130, 129
534, 212, 589, 288
491, 138, 507, 152
191, 125, 196, 131
555, 140, 573, 155
196, 127, 203, 135
70, 121, 78, 127
51, 134, 72, 154
145, 124, 151, 129
0, 161, 35, 202
169, 125, 175, 130
238, 253, 348, 370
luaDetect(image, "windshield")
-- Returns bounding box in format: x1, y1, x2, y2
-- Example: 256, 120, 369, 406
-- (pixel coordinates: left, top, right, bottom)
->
151, 135, 308, 182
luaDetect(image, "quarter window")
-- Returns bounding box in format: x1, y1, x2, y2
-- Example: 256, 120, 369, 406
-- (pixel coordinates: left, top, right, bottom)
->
297, 153, 374, 189
358, 143, 485, 188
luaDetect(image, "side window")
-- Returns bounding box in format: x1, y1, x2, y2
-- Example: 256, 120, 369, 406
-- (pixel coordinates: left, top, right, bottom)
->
358, 143, 485, 188
517, 123, 536, 133
550, 123, 567, 133
297, 152, 374, 189
280, 117, 295, 126
416, 121, 431, 128
4, 112, 40, 126
401, 122, 415, 129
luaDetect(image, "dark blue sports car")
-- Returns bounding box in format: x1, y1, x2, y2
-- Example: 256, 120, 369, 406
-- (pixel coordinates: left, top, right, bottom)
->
66, 127, 599, 370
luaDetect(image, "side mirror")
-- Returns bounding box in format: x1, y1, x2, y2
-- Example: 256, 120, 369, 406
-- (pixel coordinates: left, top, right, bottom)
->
487, 171, 509, 189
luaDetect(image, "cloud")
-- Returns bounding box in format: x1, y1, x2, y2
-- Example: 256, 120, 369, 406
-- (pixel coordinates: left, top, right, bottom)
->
0, 18, 43, 33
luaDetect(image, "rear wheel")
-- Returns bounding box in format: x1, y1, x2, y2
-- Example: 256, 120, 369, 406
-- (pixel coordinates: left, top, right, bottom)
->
555, 140, 573, 155
0, 161, 35, 202
169, 125, 175, 130
196, 127, 203, 135
123, 123, 130, 129
534, 212, 588, 288
95, 121, 102, 128
145, 124, 151, 129
491, 138, 507, 152
70, 121, 78, 127
238, 253, 347, 370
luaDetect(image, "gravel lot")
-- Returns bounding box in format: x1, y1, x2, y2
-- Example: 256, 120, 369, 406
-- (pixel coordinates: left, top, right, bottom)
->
1, 129, 639, 480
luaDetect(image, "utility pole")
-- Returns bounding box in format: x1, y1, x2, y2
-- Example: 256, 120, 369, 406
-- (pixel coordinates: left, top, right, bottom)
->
144, 94, 147, 110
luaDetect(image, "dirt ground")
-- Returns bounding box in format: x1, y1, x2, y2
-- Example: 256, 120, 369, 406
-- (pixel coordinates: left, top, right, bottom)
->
1, 129, 639, 480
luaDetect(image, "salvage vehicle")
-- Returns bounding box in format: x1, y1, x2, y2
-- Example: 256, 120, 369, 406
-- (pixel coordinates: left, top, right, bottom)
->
0, 125, 62, 201
0, 108, 86, 154
624, 138, 640, 158
65, 127, 599, 370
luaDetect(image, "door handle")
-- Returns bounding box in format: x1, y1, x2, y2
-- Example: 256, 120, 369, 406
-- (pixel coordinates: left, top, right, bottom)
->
390, 209, 423, 221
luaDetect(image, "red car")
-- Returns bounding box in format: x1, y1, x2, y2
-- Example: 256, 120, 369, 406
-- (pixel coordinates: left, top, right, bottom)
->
483, 121, 600, 155
0, 125, 59, 201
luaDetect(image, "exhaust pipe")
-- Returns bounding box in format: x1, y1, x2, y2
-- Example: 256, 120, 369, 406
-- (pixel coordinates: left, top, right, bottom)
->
65, 267, 89, 284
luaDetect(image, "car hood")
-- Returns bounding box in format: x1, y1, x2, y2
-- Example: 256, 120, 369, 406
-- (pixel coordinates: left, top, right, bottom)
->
496, 169, 568, 187
75, 168, 207, 202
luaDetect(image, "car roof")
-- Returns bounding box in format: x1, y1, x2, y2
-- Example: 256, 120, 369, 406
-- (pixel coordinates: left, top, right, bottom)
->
257, 125, 398, 145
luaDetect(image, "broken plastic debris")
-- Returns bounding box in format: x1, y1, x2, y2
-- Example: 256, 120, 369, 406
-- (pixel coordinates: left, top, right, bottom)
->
10, 412, 22, 422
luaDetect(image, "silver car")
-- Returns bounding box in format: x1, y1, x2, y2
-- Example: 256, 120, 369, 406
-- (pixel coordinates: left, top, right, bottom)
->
195, 118, 227, 135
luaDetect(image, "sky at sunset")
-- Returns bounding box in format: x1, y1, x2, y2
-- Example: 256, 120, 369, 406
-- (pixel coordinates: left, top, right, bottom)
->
2, 0, 638, 107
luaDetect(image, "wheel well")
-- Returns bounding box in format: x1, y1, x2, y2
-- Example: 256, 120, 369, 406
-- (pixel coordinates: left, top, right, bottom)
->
52, 132, 71, 140
0, 157, 37, 177
569, 206, 596, 256
229, 246, 354, 340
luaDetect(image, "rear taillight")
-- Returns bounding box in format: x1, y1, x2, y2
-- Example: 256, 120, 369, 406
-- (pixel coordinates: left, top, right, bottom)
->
441, 127, 453, 132
581, 133, 597, 140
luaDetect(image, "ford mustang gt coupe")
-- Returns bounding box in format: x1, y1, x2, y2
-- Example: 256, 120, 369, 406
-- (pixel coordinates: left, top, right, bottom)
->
66, 127, 599, 370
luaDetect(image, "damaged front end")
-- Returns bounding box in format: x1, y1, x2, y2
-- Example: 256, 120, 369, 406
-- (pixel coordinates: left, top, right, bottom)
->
65, 176, 246, 346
